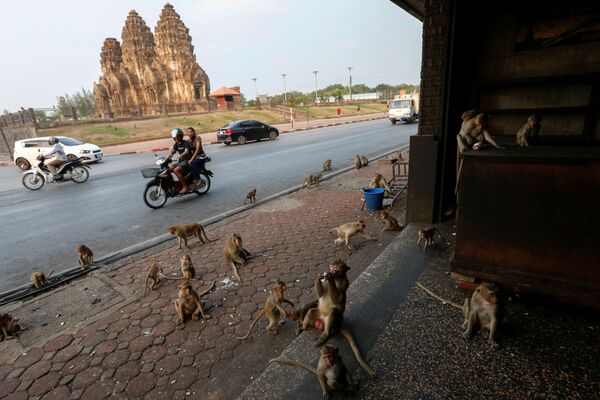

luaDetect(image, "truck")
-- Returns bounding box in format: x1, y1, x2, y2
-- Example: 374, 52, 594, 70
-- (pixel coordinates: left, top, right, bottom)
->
388, 93, 419, 124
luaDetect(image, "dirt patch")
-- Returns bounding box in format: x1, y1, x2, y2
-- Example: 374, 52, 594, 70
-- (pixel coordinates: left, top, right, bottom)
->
255, 197, 304, 213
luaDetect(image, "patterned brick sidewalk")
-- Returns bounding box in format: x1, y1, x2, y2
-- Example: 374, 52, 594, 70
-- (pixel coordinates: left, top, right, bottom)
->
0, 158, 406, 400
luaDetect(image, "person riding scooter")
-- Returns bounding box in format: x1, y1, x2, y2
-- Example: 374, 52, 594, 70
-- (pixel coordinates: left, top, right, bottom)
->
38, 136, 67, 180
166, 128, 192, 194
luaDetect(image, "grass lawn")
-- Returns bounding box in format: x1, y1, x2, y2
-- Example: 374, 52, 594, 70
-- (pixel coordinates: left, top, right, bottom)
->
294, 103, 387, 119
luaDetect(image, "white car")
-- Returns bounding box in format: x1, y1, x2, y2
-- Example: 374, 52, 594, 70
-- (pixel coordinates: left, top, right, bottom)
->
13, 136, 103, 170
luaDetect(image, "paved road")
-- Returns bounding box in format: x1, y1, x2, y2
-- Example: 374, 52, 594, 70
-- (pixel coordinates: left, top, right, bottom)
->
0, 119, 416, 292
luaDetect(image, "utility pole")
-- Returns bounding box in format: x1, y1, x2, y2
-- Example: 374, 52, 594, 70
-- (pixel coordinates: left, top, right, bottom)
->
281, 73, 287, 103
252, 77, 258, 100
347, 66, 353, 101
313, 70, 319, 104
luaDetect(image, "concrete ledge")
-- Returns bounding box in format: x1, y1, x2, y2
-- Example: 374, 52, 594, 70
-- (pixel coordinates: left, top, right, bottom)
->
236, 224, 432, 400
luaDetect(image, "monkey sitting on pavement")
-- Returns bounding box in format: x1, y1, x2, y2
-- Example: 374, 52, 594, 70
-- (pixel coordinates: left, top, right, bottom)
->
0, 314, 22, 342
360, 155, 368, 167
174, 280, 216, 325
417, 227, 446, 251
269, 345, 357, 399
223, 233, 252, 280
31, 271, 49, 288
237, 280, 295, 339
143, 261, 182, 296
380, 209, 403, 232
76, 244, 93, 269
354, 155, 362, 170
168, 223, 215, 249
463, 282, 502, 348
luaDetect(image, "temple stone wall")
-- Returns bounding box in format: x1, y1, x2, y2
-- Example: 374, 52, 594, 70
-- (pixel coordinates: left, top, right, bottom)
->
93, 3, 210, 117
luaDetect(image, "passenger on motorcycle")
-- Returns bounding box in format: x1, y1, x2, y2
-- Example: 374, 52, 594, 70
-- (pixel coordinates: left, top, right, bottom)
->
186, 127, 211, 184
166, 128, 192, 194
38, 137, 66, 179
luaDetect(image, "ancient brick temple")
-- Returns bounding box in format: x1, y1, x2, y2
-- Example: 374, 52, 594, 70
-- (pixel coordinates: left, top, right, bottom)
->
93, 4, 210, 117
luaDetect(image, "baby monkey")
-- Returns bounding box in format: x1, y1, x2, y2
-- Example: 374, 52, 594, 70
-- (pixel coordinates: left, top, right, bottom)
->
30, 271, 49, 288
77, 244, 94, 269
380, 209, 403, 232
360, 155, 369, 167
463, 282, 502, 348
417, 227, 446, 251
516, 114, 541, 147
322, 159, 332, 172
330, 220, 372, 249
354, 155, 362, 170
269, 345, 356, 400
305, 173, 323, 189
174, 280, 216, 325
168, 223, 215, 249
0, 313, 22, 342
237, 280, 294, 339
180, 254, 196, 280
243, 188, 257, 205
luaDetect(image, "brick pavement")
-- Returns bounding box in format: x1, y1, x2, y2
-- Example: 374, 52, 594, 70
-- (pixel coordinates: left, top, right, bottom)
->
0, 156, 405, 400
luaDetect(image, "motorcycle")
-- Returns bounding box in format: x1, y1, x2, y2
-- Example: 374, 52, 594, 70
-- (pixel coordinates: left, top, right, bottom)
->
22, 156, 90, 190
141, 154, 212, 209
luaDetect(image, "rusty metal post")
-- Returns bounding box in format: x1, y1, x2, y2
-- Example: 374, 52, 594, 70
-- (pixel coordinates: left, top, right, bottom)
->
0, 125, 13, 159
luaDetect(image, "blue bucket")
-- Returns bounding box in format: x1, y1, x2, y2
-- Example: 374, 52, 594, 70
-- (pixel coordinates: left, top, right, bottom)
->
363, 187, 385, 211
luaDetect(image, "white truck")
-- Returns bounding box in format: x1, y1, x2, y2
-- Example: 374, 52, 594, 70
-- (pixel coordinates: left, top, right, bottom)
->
388, 93, 419, 124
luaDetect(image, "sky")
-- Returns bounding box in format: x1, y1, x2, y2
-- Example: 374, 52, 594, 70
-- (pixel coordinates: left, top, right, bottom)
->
0, 0, 422, 111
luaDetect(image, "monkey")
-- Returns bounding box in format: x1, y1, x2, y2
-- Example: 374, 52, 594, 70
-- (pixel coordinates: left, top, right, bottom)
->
0, 314, 22, 342
457, 113, 504, 154
237, 280, 295, 339
223, 233, 252, 280
516, 114, 541, 147
380, 209, 403, 232
143, 261, 182, 296
395, 150, 403, 162
329, 220, 372, 250
30, 272, 48, 289
76, 244, 93, 269
174, 280, 216, 325
354, 155, 362, 170
243, 188, 257, 205
322, 159, 332, 172
269, 345, 357, 400
305, 173, 323, 189
462, 282, 502, 348
417, 227, 446, 251
168, 223, 215, 249
368, 173, 391, 196
180, 254, 196, 280
326, 259, 350, 312
360, 155, 369, 167
288, 300, 319, 335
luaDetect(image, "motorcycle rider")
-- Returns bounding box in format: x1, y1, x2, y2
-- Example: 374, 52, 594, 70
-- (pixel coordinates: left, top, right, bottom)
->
166, 128, 192, 194
38, 136, 66, 179
186, 127, 212, 185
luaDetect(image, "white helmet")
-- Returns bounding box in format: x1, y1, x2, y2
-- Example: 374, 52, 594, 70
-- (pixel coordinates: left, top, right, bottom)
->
171, 128, 183, 139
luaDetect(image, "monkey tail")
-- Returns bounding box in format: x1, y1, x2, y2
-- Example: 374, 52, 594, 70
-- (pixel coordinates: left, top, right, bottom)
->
201, 227, 216, 242
143, 278, 150, 296
416, 282, 462, 310
158, 273, 183, 281
268, 358, 318, 375
237, 310, 265, 340
197, 280, 216, 297
340, 326, 376, 377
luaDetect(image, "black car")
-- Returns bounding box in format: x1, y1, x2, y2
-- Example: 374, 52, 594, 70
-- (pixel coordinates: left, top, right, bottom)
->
217, 120, 279, 145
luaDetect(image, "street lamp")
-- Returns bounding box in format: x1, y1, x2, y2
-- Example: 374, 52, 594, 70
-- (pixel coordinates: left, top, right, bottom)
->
252, 77, 258, 100
347, 66, 353, 101
281, 73, 287, 103
313, 70, 319, 103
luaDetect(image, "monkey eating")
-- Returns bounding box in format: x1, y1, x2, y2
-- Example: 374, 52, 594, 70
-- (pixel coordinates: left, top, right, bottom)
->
322, 159, 332, 172
0, 313, 22, 342
168, 223, 215, 249
76, 244, 94, 269
329, 220, 372, 250
360, 155, 368, 167
237, 280, 295, 339
369, 173, 391, 196
174, 280, 216, 325
180, 254, 196, 280
305, 173, 323, 189
269, 345, 357, 399
30, 271, 49, 289
463, 282, 502, 348
243, 188, 257, 205
380, 209, 403, 232
354, 155, 362, 170
417, 227, 446, 251
223, 233, 252, 280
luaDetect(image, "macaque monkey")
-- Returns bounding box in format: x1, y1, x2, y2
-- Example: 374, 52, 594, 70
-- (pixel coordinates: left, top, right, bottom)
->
180, 254, 196, 280
327, 259, 350, 312
360, 155, 369, 167
457, 113, 504, 154
288, 300, 319, 334
463, 282, 502, 348
305, 173, 323, 189
322, 159, 332, 172
354, 155, 362, 170
168, 223, 214, 249
395, 150, 403, 162
516, 114, 541, 147
237, 280, 295, 339
329, 220, 372, 249
174, 280, 216, 325
30, 272, 48, 288
269, 345, 357, 399
243, 188, 257, 205
417, 227, 446, 251
223, 233, 252, 280
143, 261, 181, 296
77, 244, 94, 269
0, 314, 21, 342
380, 209, 403, 232
368, 173, 391, 196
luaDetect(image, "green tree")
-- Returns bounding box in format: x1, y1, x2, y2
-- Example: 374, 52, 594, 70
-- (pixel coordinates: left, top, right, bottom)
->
56, 87, 96, 118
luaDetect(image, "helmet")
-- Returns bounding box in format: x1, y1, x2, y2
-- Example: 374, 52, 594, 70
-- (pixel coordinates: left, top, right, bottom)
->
48, 137, 58, 145
171, 128, 183, 139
